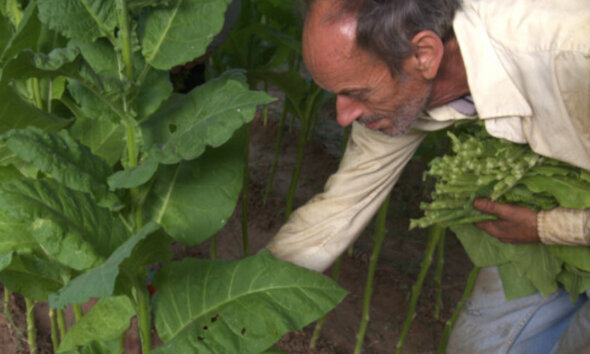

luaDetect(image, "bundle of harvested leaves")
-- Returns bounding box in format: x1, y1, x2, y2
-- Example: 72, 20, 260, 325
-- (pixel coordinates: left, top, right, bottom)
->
412, 121, 590, 300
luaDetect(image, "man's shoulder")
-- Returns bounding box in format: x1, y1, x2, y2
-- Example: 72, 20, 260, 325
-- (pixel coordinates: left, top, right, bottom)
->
462, 0, 589, 53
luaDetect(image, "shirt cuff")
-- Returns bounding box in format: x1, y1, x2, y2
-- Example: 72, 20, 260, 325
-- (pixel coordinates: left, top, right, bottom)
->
538, 207, 590, 246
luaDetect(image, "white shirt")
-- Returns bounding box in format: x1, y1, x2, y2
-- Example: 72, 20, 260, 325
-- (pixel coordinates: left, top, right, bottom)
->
267, 0, 590, 271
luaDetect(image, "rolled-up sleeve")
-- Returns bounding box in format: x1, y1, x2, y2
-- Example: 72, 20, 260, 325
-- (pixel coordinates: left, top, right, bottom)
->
538, 207, 590, 246
266, 122, 427, 272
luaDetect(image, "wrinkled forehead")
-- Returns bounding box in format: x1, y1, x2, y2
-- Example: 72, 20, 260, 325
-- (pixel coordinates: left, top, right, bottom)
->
302, 1, 357, 64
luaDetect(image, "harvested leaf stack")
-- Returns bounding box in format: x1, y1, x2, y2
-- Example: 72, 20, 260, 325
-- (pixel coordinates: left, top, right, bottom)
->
412, 121, 590, 300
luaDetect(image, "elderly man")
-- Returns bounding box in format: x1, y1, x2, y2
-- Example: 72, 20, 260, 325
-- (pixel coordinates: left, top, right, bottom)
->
266, 0, 590, 352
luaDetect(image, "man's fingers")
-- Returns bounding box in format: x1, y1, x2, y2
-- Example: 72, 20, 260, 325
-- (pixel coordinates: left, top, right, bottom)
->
473, 198, 512, 218
474, 220, 512, 243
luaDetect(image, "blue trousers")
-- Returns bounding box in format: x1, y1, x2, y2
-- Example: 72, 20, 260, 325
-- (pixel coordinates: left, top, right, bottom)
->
447, 267, 590, 353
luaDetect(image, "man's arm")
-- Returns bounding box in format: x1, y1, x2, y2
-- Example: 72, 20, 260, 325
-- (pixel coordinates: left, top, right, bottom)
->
267, 121, 427, 272
473, 199, 590, 246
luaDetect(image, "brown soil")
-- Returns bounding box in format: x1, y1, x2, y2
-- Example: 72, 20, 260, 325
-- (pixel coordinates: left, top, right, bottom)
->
0, 99, 473, 353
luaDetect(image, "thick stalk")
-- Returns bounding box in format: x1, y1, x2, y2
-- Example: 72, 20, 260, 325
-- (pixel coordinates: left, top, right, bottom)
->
32, 79, 43, 110
57, 309, 67, 340
25, 298, 37, 354
437, 266, 480, 353
354, 196, 390, 354
135, 287, 152, 353
284, 121, 307, 220
263, 102, 288, 204
49, 309, 59, 351
241, 122, 251, 257
72, 304, 83, 322
210, 235, 218, 259
396, 226, 444, 354
125, 122, 143, 229
310, 254, 344, 349
434, 233, 446, 319
3, 288, 12, 324
262, 81, 269, 125
117, 0, 134, 81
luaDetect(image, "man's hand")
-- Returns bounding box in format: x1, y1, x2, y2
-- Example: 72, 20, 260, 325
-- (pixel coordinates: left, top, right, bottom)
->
473, 198, 540, 244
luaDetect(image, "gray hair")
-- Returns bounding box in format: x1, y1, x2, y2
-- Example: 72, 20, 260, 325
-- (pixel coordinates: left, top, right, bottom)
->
305, 0, 462, 76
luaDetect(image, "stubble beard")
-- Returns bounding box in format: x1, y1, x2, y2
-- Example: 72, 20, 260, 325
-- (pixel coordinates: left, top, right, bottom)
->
362, 85, 432, 137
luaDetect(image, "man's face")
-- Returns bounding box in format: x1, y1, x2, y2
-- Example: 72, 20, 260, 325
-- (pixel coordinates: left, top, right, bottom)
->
302, 2, 432, 137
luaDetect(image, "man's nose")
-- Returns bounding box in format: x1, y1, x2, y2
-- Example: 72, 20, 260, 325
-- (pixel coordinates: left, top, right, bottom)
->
336, 95, 364, 127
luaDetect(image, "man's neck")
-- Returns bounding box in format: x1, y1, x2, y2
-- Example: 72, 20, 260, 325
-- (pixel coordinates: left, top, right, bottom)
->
427, 36, 470, 108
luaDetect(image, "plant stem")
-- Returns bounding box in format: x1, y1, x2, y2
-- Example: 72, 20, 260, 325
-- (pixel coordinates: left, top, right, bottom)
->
117, 0, 134, 81
437, 266, 480, 353
396, 226, 445, 354
25, 298, 37, 354
3, 288, 12, 324
57, 309, 67, 339
434, 232, 446, 319
285, 103, 312, 220
210, 235, 217, 259
118, 333, 125, 354
49, 309, 60, 351
72, 304, 83, 322
310, 254, 344, 349
262, 81, 269, 125
32, 78, 43, 110
263, 101, 288, 205
354, 196, 390, 354
135, 287, 152, 353
241, 123, 251, 257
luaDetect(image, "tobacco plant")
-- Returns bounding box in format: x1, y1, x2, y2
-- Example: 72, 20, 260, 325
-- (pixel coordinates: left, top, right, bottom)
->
0, 0, 346, 352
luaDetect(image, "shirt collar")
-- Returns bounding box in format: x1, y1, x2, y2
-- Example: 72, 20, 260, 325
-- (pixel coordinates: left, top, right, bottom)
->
452, 4, 533, 119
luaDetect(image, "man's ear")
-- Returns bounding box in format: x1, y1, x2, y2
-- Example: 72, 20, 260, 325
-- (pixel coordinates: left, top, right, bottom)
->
410, 30, 444, 80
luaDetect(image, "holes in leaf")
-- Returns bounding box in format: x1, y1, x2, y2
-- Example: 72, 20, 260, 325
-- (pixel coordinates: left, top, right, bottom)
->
203, 325, 208, 330
169, 123, 177, 133
211, 314, 219, 323
198, 336, 205, 341
241, 328, 246, 336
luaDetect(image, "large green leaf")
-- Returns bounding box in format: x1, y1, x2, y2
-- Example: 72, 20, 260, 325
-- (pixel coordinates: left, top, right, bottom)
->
519, 175, 590, 209
0, 13, 14, 57
31, 218, 103, 271
152, 251, 347, 353
68, 37, 173, 122
107, 158, 159, 190
497, 263, 537, 301
141, 71, 275, 164
139, 0, 231, 70
0, 212, 37, 254
136, 66, 173, 120
0, 84, 70, 133
451, 224, 512, 266
0, 179, 128, 260
549, 246, 590, 273
143, 131, 244, 245
2, 48, 80, 81
557, 265, 590, 302
0, 253, 71, 301
49, 222, 159, 309
0, 1, 40, 67
70, 117, 126, 166
2, 127, 119, 207
509, 244, 562, 297
66, 63, 127, 123
37, 0, 117, 42
57, 296, 135, 353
